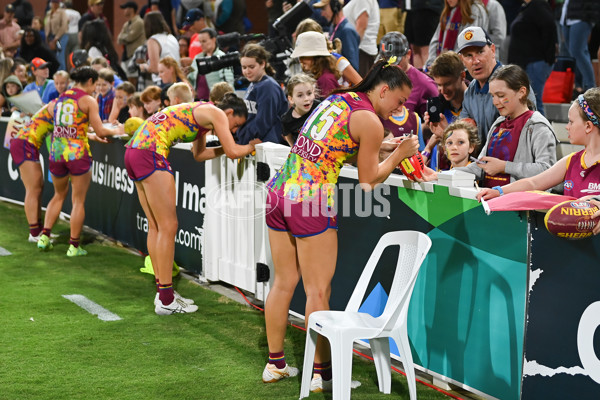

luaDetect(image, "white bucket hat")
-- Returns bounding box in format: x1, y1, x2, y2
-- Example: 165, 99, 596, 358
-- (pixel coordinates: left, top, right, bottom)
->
291, 31, 331, 58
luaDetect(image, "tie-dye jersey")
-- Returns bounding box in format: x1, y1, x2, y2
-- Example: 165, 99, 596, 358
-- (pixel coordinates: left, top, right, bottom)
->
50, 88, 91, 162
267, 92, 374, 206
14, 99, 57, 149
126, 102, 210, 158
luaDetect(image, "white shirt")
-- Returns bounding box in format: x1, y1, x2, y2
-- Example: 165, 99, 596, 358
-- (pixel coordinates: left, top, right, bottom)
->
343, 0, 380, 56
64, 8, 81, 35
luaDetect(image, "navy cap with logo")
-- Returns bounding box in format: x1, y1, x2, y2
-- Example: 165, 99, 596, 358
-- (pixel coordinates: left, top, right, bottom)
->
5, 4, 15, 13
183, 8, 204, 27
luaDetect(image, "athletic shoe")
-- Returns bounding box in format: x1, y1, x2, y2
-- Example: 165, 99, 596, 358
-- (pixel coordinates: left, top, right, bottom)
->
155, 297, 198, 315
262, 363, 299, 383
154, 291, 195, 306
66, 245, 87, 257
37, 234, 53, 251
30, 233, 58, 243
310, 374, 361, 393
50, 233, 59, 239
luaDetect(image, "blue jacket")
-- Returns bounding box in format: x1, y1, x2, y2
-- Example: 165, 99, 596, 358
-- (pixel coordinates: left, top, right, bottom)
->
236, 75, 288, 145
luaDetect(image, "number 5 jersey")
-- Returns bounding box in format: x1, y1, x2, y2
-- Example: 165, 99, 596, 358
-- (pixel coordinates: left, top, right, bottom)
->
267, 92, 375, 207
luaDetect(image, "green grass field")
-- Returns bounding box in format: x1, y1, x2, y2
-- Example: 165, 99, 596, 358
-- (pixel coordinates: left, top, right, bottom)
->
0, 200, 459, 400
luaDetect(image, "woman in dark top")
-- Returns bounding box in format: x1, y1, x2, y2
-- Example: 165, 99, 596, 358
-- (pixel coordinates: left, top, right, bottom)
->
17, 28, 59, 76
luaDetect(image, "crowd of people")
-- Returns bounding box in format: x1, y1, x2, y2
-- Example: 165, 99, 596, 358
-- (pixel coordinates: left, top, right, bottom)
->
4, 0, 600, 395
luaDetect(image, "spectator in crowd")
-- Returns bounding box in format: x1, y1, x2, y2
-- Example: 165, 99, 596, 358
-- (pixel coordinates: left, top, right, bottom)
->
118, 1, 146, 86
109, 81, 135, 123
508, 0, 557, 117
209, 81, 234, 103
178, 36, 191, 72
236, 43, 288, 144
266, 0, 285, 36
90, 57, 123, 87
215, 0, 246, 34
182, 8, 208, 60
423, 51, 469, 169
377, 0, 405, 43
10, 0, 33, 28
10, 57, 28, 88
457, 26, 535, 146
18, 28, 59, 76
158, 56, 189, 88
0, 4, 21, 56
560, 0, 600, 94
457, 64, 556, 186
96, 68, 116, 121
314, 0, 360, 71
188, 28, 234, 101
343, 0, 380, 76
148, 0, 177, 37
63, 1, 81, 62
293, 18, 362, 87
127, 92, 147, 119
78, 0, 109, 32
426, 0, 489, 69
0, 74, 23, 116
23, 58, 53, 99
139, 11, 180, 85
42, 70, 70, 104
281, 73, 320, 146
441, 120, 480, 169
46, 0, 70, 72
177, 0, 212, 29
379, 32, 438, 118
140, 85, 162, 115
291, 31, 341, 100
0, 58, 14, 91
477, 87, 600, 202
166, 81, 194, 105
404, 0, 443, 69
81, 20, 128, 80
31, 16, 45, 42
481, 0, 507, 61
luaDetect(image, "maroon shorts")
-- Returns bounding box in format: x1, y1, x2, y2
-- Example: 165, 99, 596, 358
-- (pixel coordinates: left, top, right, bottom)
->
124, 147, 173, 181
9, 138, 39, 167
265, 189, 338, 237
49, 153, 92, 177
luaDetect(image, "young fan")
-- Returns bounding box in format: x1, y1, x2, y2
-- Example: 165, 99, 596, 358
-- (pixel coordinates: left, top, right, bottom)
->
281, 73, 320, 146
442, 120, 480, 168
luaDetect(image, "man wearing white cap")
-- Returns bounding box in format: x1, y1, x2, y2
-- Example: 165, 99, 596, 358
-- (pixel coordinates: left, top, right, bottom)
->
457, 26, 536, 146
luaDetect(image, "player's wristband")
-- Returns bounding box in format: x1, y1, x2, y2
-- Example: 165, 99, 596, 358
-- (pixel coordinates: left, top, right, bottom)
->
492, 186, 504, 196
421, 150, 431, 158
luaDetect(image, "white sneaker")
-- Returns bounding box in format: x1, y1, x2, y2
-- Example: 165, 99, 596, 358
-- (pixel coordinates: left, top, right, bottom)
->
154, 291, 195, 306
262, 363, 299, 383
155, 297, 198, 315
310, 374, 361, 393
29, 233, 54, 243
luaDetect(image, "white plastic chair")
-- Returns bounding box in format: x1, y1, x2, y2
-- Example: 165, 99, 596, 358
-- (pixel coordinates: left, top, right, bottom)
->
299, 231, 432, 400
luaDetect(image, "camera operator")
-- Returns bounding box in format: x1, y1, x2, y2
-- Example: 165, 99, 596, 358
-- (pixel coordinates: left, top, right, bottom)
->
188, 28, 235, 101
236, 43, 288, 145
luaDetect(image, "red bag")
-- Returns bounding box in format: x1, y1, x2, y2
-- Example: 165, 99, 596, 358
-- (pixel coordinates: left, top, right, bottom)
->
542, 68, 575, 103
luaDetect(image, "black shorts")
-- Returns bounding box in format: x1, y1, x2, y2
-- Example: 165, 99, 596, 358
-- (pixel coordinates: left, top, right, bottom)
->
405, 9, 441, 47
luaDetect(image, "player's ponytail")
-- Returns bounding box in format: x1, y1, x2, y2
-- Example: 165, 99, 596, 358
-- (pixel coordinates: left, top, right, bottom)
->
70, 66, 99, 84
217, 92, 248, 118
332, 58, 412, 95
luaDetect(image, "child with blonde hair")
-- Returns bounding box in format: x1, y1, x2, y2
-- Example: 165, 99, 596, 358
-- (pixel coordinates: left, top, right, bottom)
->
167, 82, 193, 105
442, 120, 480, 169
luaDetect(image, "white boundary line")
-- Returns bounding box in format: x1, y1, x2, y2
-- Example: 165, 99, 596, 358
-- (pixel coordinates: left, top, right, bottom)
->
62, 294, 122, 321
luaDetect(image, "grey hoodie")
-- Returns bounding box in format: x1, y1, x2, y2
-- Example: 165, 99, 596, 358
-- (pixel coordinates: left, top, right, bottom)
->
456, 111, 558, 182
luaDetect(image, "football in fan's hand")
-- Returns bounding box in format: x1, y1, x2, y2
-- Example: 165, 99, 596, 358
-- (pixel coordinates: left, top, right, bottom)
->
544, 200, 599, 239
398, 153, 425, 181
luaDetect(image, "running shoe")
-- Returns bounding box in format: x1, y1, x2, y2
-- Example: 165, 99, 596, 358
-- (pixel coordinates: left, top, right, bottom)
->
37, 234, 53, 251
310, 374, 361, 393
262, 363, 299, 383
28, 233, 58, 243
154, 291, 195, 306
155, 297, 198, 315
66, 245, 87, 257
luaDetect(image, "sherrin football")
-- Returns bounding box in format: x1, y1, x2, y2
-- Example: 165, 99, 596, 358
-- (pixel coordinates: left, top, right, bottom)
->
398, 153, 425, 181
544, 200, 599, 239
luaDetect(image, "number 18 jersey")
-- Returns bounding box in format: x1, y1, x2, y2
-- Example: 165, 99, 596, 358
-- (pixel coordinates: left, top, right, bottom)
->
267, 92, 374, 206
50, 88, 91, 162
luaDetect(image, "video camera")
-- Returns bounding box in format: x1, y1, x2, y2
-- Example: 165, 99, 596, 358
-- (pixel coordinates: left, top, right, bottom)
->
194, 1, 313, 83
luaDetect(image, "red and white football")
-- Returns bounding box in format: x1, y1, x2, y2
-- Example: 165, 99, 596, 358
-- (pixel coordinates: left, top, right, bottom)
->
398, 153, 425, 181
544, 200, 599, 239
